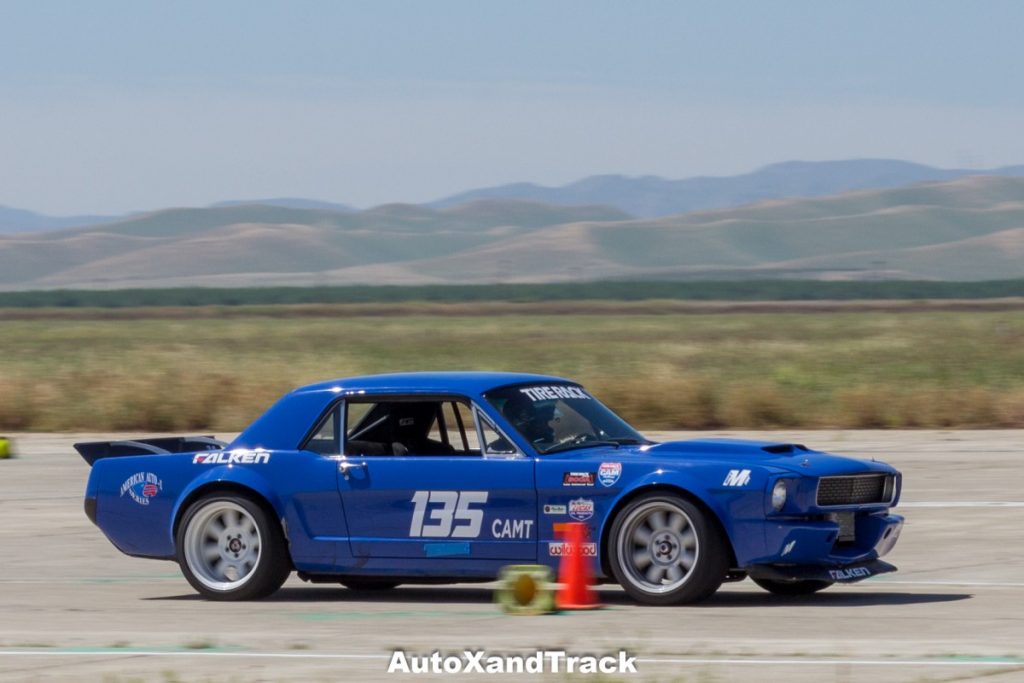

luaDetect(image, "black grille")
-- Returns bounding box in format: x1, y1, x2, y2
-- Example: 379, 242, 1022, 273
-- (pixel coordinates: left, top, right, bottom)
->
817, 474, 891, 506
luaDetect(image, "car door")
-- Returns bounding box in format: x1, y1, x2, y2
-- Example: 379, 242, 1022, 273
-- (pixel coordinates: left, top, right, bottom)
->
335, 396, 537, 562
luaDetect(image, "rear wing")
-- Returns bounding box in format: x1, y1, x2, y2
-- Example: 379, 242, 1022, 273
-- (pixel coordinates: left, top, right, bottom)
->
75, 436, 226, 466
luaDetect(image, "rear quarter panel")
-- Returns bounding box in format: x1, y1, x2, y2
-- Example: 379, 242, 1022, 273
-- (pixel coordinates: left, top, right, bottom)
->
88, 449, 348, 568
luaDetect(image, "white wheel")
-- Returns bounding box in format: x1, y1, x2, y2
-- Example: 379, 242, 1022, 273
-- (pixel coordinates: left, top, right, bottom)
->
608, 493, 728, 605
176, 494, 290, 600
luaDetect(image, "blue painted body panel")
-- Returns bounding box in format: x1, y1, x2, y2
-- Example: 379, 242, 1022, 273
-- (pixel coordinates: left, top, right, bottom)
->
84, 372, 903, 581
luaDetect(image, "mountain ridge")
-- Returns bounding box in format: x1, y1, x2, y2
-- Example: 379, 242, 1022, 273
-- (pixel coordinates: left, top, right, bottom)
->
6, 158, 1024, 234
2, 176, 1023, 289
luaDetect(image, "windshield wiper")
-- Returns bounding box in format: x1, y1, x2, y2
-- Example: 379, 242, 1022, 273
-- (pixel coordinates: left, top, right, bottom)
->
607, 438, 647, 445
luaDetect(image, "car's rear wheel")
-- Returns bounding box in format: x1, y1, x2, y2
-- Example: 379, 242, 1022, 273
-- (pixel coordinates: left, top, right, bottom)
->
177, 494, 291, 600
752, 578, 834, 595
607, 493, 728, 605
340, 579, 401, 591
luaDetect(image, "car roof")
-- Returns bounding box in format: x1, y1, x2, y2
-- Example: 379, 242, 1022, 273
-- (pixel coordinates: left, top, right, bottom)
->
293, 371, 573, 396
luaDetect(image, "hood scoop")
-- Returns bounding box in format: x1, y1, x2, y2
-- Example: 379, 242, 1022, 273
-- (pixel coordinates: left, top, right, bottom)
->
646, 438, 814, 460
761, 443, 809, 455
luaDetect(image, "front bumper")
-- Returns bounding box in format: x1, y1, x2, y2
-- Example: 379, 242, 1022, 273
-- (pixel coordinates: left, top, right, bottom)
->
747, 558, 897, 584
745, 511, 903, 568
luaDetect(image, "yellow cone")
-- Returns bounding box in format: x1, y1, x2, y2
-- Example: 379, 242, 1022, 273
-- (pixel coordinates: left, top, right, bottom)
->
495, 565, 555, 615
0, 437, 11, 460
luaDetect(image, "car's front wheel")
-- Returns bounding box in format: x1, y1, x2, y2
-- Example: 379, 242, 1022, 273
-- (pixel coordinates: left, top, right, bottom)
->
752, 578, 833, 595
608, 493, 728, 605
176, 494, 291, 600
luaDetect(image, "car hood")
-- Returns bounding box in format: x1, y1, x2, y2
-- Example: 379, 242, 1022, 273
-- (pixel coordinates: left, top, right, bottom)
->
572, 438, 893, 476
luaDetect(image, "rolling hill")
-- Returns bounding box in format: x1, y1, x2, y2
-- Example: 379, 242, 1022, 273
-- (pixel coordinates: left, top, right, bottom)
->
1, 176, 1022, 289
430, 159, 1024, 217
6, 158, 1024, 236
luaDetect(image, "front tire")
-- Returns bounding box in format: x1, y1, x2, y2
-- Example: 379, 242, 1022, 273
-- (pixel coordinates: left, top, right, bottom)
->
752, 578, 833, 595
176, 494, 291, 600
607, 493, 728, 605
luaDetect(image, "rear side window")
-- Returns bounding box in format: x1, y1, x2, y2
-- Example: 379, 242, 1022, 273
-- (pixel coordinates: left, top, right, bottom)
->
304, 405, 340, 455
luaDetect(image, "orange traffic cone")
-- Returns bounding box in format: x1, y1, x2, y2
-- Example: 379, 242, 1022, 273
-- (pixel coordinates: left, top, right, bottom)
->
555, 522, 602, 610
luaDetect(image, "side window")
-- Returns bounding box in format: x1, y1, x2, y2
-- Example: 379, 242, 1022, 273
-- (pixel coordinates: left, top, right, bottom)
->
341, 398, 484, 457
304, 405, 339, 455
478, 410, 518, 456
345, 401, 392, 456
452, 402, 479, 453
346, 402, 375, 439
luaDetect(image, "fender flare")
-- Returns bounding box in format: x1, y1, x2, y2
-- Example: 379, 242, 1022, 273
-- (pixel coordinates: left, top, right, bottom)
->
170, 466, 286, 547
597, 470, 740, 572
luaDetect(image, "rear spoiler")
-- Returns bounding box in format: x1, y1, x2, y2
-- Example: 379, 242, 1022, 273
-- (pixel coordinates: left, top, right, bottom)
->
75, 436, 227, 466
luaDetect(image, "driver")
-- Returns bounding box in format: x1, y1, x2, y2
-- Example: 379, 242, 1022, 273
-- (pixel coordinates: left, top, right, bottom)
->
502, 392, 557, 444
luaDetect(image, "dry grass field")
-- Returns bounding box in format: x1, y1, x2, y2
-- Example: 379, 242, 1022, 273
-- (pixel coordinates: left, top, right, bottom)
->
1, 302, 1022, 432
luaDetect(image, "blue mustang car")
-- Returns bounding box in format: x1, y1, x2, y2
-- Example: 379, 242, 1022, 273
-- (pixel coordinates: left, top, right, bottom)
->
79, 372, 903, 605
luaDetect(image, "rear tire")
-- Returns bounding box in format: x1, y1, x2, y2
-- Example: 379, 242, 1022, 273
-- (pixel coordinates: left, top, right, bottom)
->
752, 578, 833, 595
176, 493, 291, 600
607, 493, 728, 605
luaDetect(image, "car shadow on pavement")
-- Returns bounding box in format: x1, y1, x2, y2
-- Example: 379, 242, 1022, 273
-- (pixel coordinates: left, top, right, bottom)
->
696, 590, 972, 608
145, 584, 971, 607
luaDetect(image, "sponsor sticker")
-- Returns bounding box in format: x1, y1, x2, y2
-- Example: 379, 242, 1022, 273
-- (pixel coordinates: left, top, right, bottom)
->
722, 469, 751, 487
519, 386, 591, 402
119, 472, 163, 506
563, 472, 596, 487
568, 497, 595, 521
492, 518, 535, 539
597, 462, 621, 487
829, 566, 872, 581
423, 542, 471, 558
548, 542, 597, 557
193, 448, 271, 465
543, 504, 567, 515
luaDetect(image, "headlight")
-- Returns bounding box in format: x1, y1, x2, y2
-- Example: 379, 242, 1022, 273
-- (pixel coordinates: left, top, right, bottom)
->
771, 480, 788, 511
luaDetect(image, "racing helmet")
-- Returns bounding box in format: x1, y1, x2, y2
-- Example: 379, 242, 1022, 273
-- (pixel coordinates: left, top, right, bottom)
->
502, 392, 555, 443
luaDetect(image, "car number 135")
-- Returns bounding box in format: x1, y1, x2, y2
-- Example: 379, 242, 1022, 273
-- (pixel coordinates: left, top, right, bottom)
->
409, 490, 489, 538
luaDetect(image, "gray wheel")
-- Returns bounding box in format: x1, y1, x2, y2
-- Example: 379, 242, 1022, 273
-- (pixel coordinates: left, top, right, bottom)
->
608, 493, 727, 605
176, 494, 290, 600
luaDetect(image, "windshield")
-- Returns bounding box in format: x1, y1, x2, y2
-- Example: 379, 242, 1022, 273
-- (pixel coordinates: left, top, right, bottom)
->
485, 383, 649, 454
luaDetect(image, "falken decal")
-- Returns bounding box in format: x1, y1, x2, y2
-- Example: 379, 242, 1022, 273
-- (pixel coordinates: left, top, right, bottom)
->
519, 386, 591, 402
597, 462, 621, 487
568, 498, 595, 521
563, 472, 596, 487
829, 566, 872, 581
119, 472, 162, 506
722, 469, 751, 487
193, 449, 271, 465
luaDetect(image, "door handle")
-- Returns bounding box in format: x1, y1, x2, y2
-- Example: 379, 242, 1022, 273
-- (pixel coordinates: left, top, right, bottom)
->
338, 460, 367, 479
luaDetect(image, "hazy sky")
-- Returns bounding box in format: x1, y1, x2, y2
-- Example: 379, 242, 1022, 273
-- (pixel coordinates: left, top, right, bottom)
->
2, 1, 1023, 214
